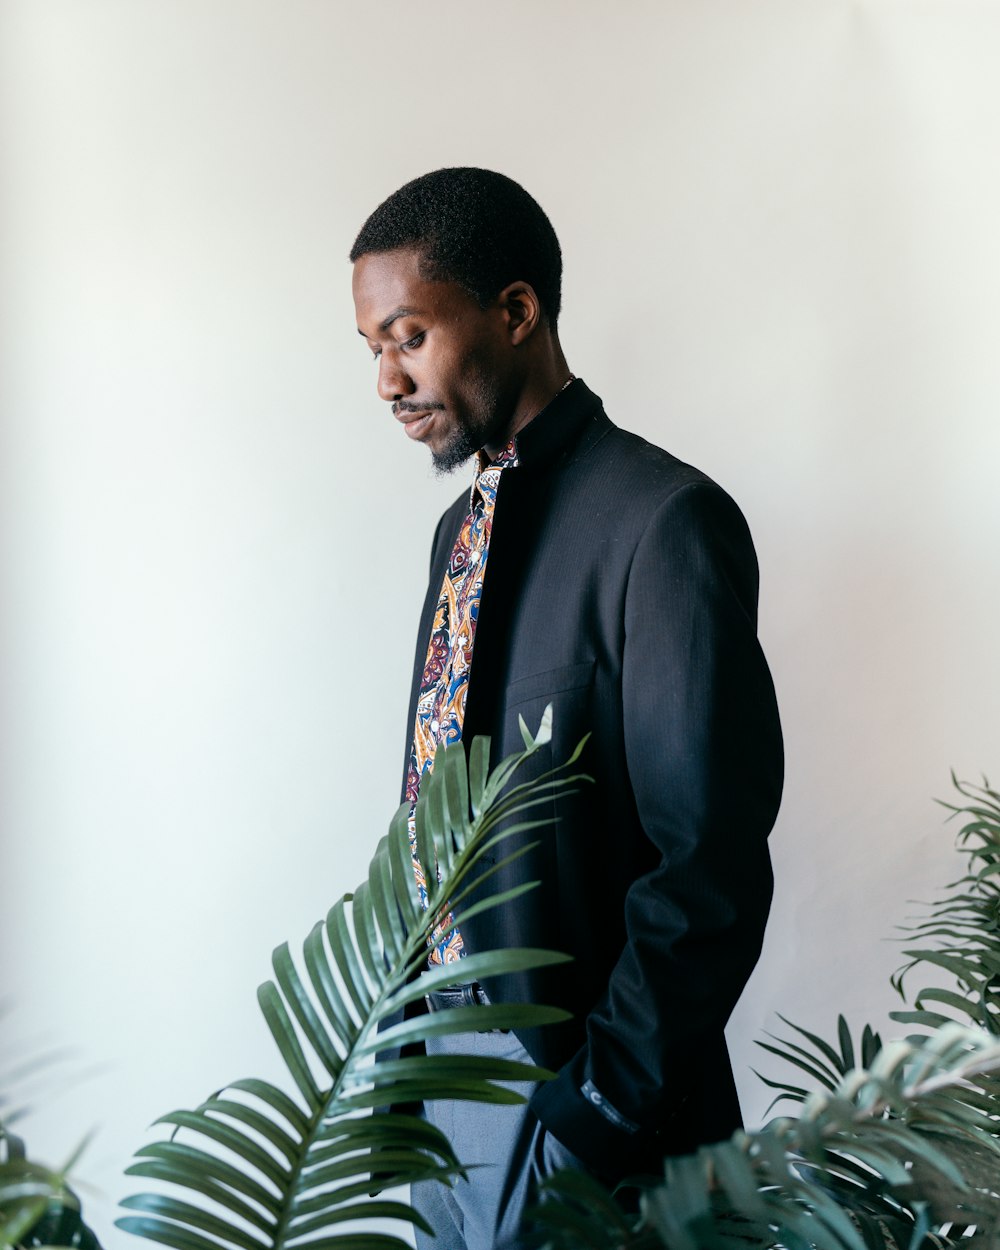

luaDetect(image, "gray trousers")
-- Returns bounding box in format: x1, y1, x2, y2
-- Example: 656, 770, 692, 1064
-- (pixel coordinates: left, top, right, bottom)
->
411, 1028, 585, 1250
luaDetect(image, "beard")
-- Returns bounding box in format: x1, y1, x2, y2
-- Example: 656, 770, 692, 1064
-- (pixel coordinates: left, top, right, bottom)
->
430, 371, 510, 476
431, 422, 486, 475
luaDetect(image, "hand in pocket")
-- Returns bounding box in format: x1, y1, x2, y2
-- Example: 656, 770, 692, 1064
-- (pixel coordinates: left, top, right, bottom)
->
531, 1119, 589, 1182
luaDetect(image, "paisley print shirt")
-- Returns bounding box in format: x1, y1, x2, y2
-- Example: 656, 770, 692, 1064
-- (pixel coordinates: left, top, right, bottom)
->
406, 439, 518, 964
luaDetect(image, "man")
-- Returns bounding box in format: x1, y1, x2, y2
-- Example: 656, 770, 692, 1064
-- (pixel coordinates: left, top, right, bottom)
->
350, 168, 783, 1248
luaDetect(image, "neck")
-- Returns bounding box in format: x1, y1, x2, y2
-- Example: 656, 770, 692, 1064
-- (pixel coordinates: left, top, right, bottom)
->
482, 337, 572, 460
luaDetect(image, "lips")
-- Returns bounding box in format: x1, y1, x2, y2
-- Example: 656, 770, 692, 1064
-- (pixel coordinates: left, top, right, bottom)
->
400, 411, 436, 440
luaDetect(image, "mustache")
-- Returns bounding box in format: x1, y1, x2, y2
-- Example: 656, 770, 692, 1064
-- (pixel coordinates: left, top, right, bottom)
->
392, 400, 445, 417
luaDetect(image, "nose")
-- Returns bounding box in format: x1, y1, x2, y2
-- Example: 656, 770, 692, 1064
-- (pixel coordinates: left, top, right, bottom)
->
377, 350, 415, 403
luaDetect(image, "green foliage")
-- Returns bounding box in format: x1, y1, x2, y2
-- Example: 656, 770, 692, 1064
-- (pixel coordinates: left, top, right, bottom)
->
660, 1025, 1000, 1250
119, 711, 587, 1250
0, 1029, 101, 1250
533, 1024, 1000, 1250
531, 773, 1000, 1250
1, 1125, 65, 1250
891, 776, 1000, 1035
754, 1016, 883, 1113
0, 1127, 99, 1250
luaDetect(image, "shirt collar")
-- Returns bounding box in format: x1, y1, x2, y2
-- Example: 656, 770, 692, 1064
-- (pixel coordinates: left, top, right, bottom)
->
476, 437, 519, 473
471, 437, 518, 509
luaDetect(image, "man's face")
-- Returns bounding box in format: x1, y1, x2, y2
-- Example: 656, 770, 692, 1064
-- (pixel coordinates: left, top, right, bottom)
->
352, 248, 516, 473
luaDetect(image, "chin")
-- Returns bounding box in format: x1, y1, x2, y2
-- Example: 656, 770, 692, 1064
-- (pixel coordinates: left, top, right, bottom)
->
429, 421, 481, 475
430, 445, 477, 476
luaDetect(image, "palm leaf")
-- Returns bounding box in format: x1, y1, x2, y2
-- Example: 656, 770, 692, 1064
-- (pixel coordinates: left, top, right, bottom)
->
0, 1030, 101, 1250
532, 1023, 1000, 1250
533, 773, 1000, 1250
0, 1132, 99, 1250
892, 777, 1000, 1034
120, 711, 586, 1250
753, 1018, 884, 1112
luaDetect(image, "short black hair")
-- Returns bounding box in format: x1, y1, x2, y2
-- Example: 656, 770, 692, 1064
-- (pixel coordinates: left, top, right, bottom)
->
350, 167, 563, 326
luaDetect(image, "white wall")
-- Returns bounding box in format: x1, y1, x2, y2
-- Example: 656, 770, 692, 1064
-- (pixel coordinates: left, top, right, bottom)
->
2, 1, 998, 1244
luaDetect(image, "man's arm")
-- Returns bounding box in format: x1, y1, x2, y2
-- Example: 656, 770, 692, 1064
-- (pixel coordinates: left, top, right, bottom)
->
531, 479, 783, 1176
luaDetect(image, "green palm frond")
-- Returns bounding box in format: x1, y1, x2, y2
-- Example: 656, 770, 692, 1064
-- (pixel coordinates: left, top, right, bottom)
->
0, 1124, 98, 1250
891, 776, 1000, 1035
0, 1016, 101, 1250
753, 1016, 884, 1114
532, 1023, 1000, 1250
119, 710, 588, 1250
0, 1123, 64, 1250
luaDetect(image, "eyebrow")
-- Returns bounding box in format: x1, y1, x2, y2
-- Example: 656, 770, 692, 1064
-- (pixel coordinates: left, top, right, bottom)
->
357, 306, 419, 338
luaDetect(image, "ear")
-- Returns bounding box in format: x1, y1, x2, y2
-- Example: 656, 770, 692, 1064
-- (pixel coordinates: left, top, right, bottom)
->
498, 281, 543, 346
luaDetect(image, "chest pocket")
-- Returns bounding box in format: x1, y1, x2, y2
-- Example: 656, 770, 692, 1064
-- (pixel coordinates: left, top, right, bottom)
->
502, 659, 596, 711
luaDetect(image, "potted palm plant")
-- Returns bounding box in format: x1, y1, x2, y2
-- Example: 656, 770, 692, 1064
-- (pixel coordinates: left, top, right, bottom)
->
117, 709, 586, 1250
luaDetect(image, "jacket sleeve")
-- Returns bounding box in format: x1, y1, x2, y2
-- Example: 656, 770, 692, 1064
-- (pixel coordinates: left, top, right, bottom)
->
531, 479, 783, 1175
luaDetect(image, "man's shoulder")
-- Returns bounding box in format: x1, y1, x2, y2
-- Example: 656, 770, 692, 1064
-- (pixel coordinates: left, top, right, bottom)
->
593, 421, 713, 489
561, 418, 735, 530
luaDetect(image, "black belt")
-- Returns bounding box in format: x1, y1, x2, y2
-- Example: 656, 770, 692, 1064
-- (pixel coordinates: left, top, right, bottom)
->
424, 981, 493, 1012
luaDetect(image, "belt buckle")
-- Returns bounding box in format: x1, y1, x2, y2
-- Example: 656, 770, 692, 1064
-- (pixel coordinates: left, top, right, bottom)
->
423, 981, 487, 1012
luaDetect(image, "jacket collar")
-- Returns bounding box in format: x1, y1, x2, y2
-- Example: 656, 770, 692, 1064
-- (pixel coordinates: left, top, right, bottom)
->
509, 378, 609, 473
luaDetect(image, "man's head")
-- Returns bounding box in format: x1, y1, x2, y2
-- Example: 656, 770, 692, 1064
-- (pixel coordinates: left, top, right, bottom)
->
351, 167, 562, 327
351, 167, 566, 473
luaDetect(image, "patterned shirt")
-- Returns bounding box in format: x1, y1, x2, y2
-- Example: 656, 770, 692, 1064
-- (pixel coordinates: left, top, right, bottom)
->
406, 439, 518, 964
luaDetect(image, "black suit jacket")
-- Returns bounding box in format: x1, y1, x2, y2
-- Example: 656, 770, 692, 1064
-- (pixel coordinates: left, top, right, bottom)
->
403, 379, 783, 1180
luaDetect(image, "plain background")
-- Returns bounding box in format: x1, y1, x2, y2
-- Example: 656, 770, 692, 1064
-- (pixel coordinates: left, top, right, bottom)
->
2, 1, 999, 1244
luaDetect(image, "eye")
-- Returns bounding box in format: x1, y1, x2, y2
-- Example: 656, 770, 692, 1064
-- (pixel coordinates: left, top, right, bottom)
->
401, 331, 425, 351
370, 348, 381, 362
